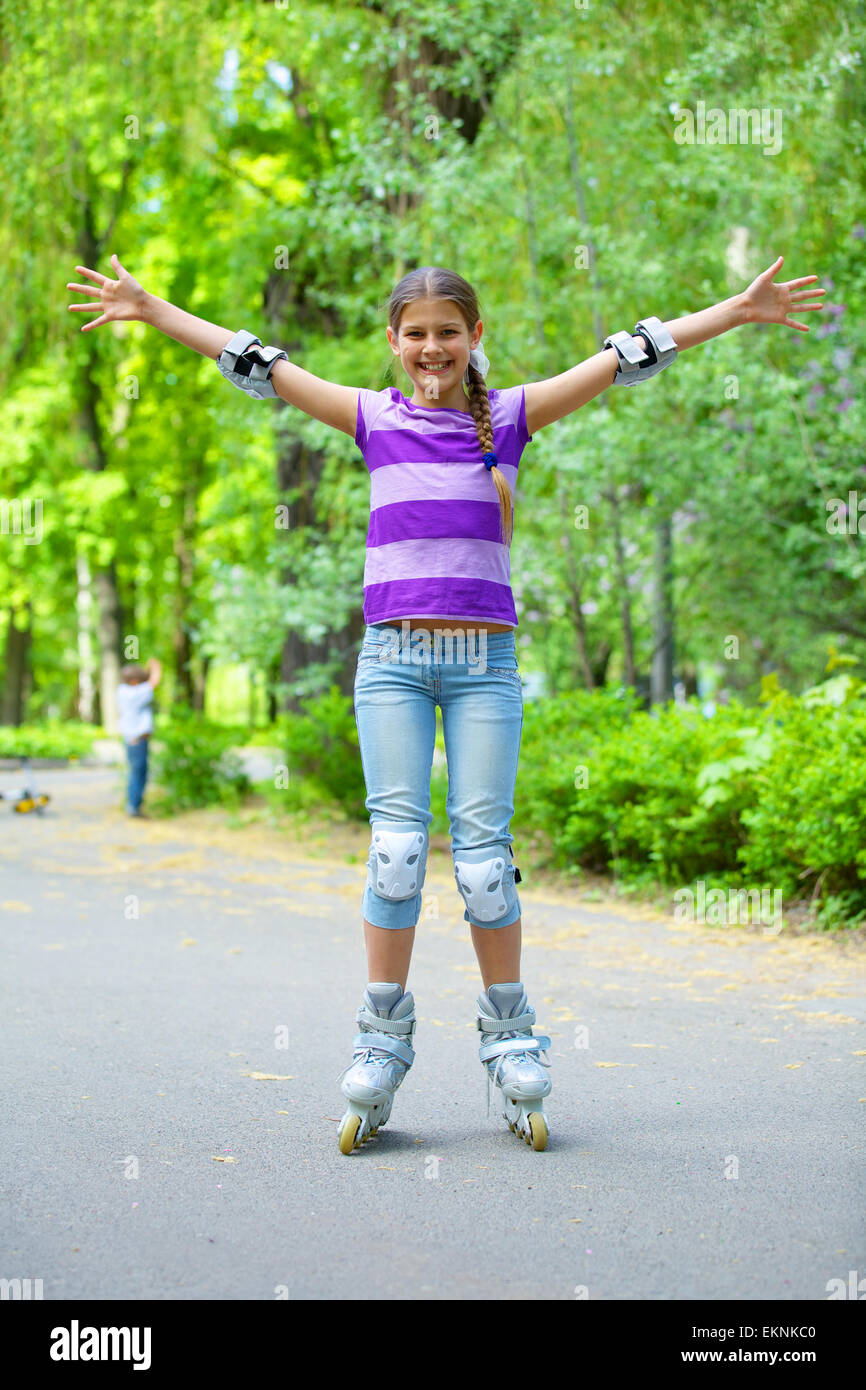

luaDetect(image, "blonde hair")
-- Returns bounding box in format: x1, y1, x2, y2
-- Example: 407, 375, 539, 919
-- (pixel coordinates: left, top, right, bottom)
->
387, 267, 514, 546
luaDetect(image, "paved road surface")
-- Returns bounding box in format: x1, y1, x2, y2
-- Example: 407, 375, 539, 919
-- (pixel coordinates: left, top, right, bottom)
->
1, 767, 863, 1300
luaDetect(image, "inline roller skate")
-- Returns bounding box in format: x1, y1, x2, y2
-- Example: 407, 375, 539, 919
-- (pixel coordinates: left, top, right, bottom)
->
337, 982, 416, 1154
476, 982, 551, 1150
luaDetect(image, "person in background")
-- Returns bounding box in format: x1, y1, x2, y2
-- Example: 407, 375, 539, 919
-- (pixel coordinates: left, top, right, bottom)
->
116, 658, 162, 817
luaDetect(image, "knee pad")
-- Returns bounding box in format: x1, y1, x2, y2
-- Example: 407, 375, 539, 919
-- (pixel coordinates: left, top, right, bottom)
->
367, 820, 429, 901
453, 844, 519, 924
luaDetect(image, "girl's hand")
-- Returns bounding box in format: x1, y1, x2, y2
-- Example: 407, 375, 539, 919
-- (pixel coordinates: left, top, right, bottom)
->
742, 255, 826, 332
66, 253, 149, 331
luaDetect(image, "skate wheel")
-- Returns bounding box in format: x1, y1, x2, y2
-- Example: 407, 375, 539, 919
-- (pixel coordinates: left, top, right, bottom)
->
338, 1114, 362, 1154
14, 798, 34, 813
527, 1112, 548, 1152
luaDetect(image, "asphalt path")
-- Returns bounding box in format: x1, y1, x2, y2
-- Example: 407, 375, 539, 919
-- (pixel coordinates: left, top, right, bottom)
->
1, 766, 864, 1300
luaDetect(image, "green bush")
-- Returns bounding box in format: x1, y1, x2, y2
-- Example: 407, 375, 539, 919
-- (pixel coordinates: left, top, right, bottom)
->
736, 684, 866, 907
0, 722, 101, 759
519, 686, 665, 876
270, 686, 367, 816
150, 708, 250, 812
515, 675, 866, 922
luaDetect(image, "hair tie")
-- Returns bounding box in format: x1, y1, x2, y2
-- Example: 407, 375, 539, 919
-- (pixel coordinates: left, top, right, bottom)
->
464, 343, 490, 383
483, 452, 498, 470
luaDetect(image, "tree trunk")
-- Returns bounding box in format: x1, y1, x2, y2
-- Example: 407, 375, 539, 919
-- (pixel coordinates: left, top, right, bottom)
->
76, 550, 97, 722
76, 345, 125, 730
272, 428, 364, 711
172, 469, 198, 706
558, 487, 595, 690
192, 654, 210, 713
75, 180, 129, 734
94, 563, 123, 731
650, 516, 675, 705
1, 603, 31, 725
604, 488, 637, 688
590, 639, 612, 688
267, 657, 280, 724
274, 433, 321, 713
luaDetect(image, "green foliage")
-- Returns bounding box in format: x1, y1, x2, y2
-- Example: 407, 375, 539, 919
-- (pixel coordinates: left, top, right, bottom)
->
0, 722, 100, 759
736, 678, 866, 904
515, 675, 866, 921
269, 686, 367, 814
521, 693, 750, 882
149, 708, 250, 812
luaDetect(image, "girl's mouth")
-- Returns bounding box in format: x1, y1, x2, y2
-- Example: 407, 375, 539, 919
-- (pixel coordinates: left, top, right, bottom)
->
417, 360, 453, 373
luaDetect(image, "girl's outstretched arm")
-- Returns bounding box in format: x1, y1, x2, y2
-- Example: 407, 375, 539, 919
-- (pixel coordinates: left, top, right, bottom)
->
67, 254, 359, 436
524, 255, 826, 434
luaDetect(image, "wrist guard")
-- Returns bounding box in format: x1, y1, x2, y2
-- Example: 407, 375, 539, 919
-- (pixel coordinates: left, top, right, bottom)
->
216, 329, 288, 399
604, 315, 678, 386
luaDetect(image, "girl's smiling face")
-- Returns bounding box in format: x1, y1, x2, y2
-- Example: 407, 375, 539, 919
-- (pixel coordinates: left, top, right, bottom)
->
387, 297, 483, 408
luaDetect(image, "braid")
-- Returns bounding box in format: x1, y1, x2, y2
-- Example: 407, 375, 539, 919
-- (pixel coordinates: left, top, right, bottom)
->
466, 362, 514, 547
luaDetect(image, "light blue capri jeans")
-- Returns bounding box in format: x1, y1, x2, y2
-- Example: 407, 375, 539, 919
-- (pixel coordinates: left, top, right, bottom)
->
353, 623, 524, 932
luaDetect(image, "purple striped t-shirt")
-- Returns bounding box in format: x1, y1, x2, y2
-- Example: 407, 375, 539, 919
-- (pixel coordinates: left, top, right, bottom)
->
355, 385, 532, 628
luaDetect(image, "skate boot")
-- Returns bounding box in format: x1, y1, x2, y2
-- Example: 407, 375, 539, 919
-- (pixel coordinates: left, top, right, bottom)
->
476, 982, 551, 1151
337, 982, 416, 1154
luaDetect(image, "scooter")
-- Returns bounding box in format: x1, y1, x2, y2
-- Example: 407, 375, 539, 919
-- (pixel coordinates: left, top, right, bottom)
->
0, 756, 51, 814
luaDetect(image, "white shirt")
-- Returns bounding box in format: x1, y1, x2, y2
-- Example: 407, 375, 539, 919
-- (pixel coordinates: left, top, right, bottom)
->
116, 681, 154, 741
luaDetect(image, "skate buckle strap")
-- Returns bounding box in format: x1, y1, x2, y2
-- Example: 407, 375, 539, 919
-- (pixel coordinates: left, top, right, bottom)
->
476, 1007, 536, 1035
356, 1004, 416, 1036
351, 1030, 415, 1068
478, 1034, 551, 1065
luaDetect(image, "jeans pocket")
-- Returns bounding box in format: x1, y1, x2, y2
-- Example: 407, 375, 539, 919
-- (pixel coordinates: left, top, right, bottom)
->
357, 642, 388, 669
485, 665, 523, 686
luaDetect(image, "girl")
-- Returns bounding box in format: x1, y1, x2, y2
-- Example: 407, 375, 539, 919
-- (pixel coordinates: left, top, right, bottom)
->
67, 253, 825, 1152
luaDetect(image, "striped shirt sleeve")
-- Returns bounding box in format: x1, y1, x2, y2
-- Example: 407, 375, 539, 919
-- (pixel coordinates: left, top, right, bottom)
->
355, 387, 391, 455
490, 385, 532, 446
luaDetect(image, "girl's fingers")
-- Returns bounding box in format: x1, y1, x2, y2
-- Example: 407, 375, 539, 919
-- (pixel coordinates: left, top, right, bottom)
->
68, 303, 105, 312
74, 264, 108, 284
785, 319, 810, 332
81, 314, 109, 331
66, 282, 102, 295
